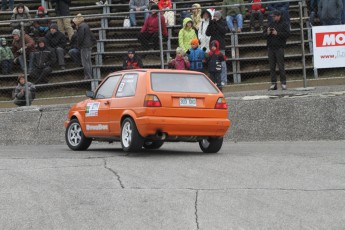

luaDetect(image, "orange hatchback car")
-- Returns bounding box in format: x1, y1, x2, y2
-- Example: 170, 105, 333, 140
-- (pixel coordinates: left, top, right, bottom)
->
65, 69, 231, 153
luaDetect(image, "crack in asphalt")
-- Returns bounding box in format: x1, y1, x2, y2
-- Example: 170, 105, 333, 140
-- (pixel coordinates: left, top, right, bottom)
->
195, 190, 199, 230
103, 159, 124, 189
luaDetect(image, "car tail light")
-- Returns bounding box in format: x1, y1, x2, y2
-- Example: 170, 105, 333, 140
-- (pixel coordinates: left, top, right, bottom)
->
215, 97, 227, 109
144, 94, 161, 107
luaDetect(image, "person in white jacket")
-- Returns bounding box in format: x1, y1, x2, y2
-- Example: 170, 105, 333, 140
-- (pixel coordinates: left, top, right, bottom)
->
198, 9, 214, 52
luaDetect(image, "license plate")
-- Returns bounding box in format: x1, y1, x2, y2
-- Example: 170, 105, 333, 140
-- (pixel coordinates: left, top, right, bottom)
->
179, 98, 196, 106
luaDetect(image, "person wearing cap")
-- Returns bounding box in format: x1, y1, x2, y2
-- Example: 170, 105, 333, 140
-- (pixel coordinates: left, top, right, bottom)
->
73, 13, 97, 79
30, 38, 55, 84
11, 29, 35, 74
129, 0, 150, 27
51, 0, 73, 40
10, 3, 32, 33
0, 38, 14, 75
138, 4, 168, 50
13, 74, 36, 106
267, 0, 290, 25
206, 11, 228, 86
178, 17, 197, 52
222, 0, 245, 33
186, 39, 206, 72
318, 0, 343, 25
264, 10, 290, 90
32, 6, 51, 40
122, 49, 143, 70
45, 23, 67, 70
198, 9, 213, 53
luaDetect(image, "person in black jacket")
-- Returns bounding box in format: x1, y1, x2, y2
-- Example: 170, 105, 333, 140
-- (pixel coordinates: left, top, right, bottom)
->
205, 40, 225, 91
206, 11, 228, 86
264, 10, 290, 90
30, 38, 56, 84
45, 23, 67, 69
123, 49, 143, 69
51, 0, 73, 40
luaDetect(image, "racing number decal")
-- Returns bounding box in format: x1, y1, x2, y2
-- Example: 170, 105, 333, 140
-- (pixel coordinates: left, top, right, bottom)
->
85, 102, 100, 117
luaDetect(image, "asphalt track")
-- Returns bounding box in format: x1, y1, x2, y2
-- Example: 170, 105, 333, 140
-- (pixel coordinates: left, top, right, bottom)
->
1, 141, 345, 229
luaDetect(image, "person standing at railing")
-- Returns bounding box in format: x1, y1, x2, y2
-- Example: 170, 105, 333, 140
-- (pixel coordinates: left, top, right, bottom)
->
1, 0, 14, 11
51, 0, 74, 40
13, 75, 35, 106
222, 0, 245, 33
178, 18, 197, 52
158, 0, 175, 26
10, 4, 32, 33
267, 0, 290, 25
264, 10, 290, 90
186, 39, 205, 72
198, 9, 213, 52
318, 0, 343, 25
129, 0, 150, 27
205, 40, 226, 91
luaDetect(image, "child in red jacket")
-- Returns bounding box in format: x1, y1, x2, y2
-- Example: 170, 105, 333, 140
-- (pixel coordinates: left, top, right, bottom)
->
249, 0, 265, 31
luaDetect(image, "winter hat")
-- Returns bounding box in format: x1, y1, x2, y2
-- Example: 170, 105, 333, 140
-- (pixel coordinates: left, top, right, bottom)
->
271, 10, 281, 16
150, 4, 159, 10
128, 48, 135, 54
38, 37, 46, 44
17, 75, 25, 83
12, 29, 21, 37
191, 39, 199, 46
37, 6, 45, 13
176, 47, 185, 55
213, 11, 222, 19
50, 23, 58, 30
73, 13, 85, 25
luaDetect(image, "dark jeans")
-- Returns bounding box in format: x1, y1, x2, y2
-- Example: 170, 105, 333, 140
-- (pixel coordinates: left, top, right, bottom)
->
268, 48, 286, 85
1, 0, 14, 11
14, 91, 35, 106
1, 60, 13, 74
31, 66, 52, 84
321, 18, 341, 25
54, 47, 65, 66
68, 48, 82, 66
209, 72, 222, 91
250, 11, 263, 28
138, 32, 160, 50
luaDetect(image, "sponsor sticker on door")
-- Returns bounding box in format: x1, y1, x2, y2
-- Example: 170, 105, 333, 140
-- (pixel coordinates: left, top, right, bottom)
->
86, 102, 100, 117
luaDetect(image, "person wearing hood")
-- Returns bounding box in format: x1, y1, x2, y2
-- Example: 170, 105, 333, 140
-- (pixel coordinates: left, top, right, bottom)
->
168, 47, 190, 70
1, 0, 14, 11
205, 40, 226, 91
51, 0, 73, 40
318, 0, 343, 25
13, 75, 36, 106
191, 3, 202, 32
45, 23, 67, 69
138, 4, 168, 50
11, 4, 32, 32
0, 38, 14, 75
30, 38, 55, 84
123, 49, 143, 69
186, 39, 205, 72
73, 13, 97, 79
198, 9, 213, 52
178, 17, 197, 52
206, 11, 228, 86
32, 6, 51, 40
11, 29, 35, 74
158, 0, 175, 26
222, 0, 245, 32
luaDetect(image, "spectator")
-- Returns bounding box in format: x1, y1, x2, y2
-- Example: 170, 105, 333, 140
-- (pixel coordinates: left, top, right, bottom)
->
32, 6, 51, 41
138, 4, 168, 50
191, 3, 202, 32
249, 0, 265, 31
123, 48, 143, 69
129, 0, 149, 27
267, 1, 290, 25
158, 0, 175, 26
198, 9, 213, 53
13, 75, 36, 106
45, 23, 67, 70
178, 18, 197, 52
1, 0, 14, 11
179, 0, 193, 26
149, 0, 158, 9
263, 10, 290, 90
68, 26, 82, 67
0, 38, 14, 75
309, 0, 320, 26
30, 38, 55, 84
168, 47, 190, 70
206, 11, 228, 85
205, 40, 226, 91
12, 29, 35, 74
51, 0, 73, 40
11, 3, 32, 33
318, 0, 343, 25
222, 0, 245, 32
186, 39, 205, 72
73, 13, 96, 80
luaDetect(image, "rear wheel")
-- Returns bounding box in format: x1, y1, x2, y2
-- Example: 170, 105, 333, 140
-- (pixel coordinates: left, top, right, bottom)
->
143, 141, 164, 150
199, 137, 223, 153
65, 119, 92, 151
121, 118, 144, 152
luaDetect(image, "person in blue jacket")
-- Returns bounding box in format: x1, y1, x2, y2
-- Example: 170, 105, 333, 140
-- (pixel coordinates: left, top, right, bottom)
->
186, 39, 206, 72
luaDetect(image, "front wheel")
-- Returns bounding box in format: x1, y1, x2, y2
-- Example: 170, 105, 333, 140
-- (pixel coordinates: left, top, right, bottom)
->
143, 141, 164, 150
199, 137, 223, 153
121, 118, 144, 152
65, 119, 92, 151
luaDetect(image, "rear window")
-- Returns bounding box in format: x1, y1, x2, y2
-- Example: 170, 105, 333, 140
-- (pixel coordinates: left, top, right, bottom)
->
151, 73, 219, 93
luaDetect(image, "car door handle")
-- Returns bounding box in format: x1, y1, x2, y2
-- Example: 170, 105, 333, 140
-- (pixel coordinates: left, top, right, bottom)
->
104, 101, 110, 105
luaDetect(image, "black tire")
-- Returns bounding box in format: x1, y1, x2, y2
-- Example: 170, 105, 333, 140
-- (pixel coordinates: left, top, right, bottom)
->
65, 119, 92, 151
121, 118, 144, 152
199, 137, 223, 153
143, 141, 164, 150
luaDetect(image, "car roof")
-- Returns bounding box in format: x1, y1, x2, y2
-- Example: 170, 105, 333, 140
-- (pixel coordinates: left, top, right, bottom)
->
108, 69, 203, 76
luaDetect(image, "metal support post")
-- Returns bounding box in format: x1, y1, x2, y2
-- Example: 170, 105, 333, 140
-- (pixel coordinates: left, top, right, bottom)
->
20, 22, 29, 106
299, 1, 307, 88
158, 11, 164, 69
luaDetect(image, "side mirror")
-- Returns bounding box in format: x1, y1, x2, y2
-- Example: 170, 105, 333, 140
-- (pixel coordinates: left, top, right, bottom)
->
86, 91, 95, 99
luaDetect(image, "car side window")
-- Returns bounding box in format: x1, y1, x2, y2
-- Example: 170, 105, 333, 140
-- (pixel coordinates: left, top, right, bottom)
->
95, 75, 121, 99
116, 74, 138, 97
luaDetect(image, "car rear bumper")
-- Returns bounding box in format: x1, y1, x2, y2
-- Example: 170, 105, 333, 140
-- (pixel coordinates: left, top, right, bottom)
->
136, 116, 231, 137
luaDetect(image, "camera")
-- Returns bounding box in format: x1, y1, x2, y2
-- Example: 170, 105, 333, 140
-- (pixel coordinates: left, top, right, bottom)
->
270, 28, 274, 32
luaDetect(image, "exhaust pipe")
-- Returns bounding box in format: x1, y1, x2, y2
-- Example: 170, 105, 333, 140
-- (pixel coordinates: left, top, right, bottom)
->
155, 130, 167, 140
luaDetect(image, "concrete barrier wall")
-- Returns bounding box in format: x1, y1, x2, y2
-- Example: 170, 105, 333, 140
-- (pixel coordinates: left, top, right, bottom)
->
1, 95, 345, 145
